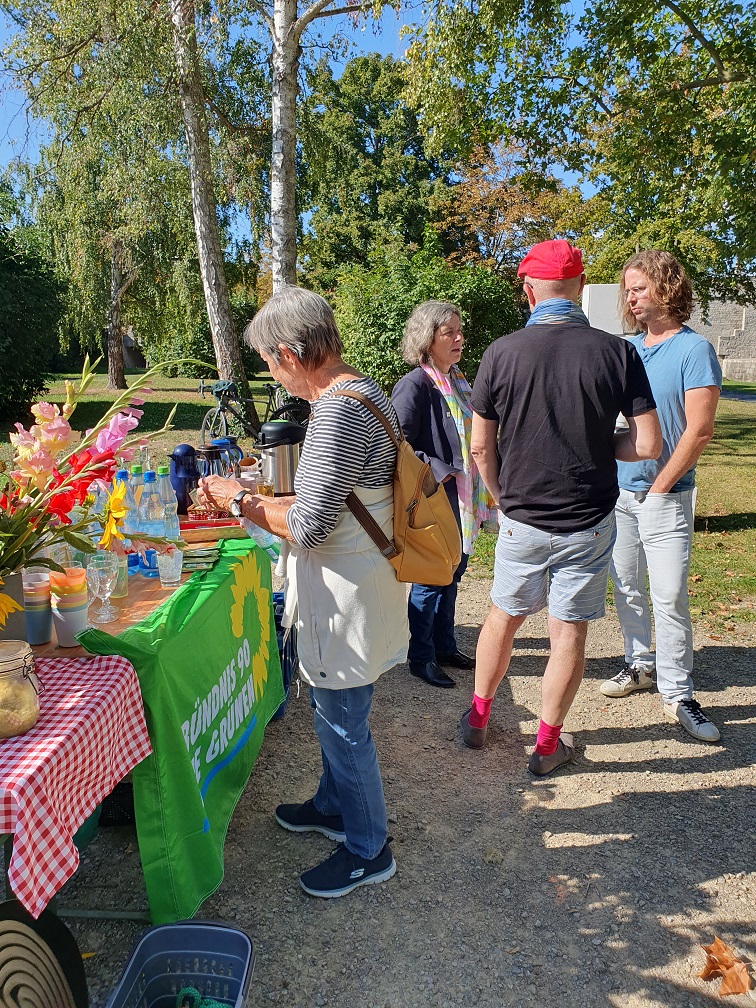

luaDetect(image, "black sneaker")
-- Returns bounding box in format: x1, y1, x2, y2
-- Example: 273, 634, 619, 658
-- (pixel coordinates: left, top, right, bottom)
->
299, 842, 396, 898
275, 799, 346, 842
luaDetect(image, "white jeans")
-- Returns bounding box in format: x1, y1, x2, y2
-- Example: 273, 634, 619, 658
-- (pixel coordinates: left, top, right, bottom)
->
610, 488, 696, 703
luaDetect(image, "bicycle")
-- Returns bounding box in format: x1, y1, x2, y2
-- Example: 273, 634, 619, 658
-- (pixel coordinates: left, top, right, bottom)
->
199, 379, 310, 445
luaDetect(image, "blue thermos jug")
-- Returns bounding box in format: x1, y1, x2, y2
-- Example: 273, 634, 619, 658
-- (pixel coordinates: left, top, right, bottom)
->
168, 443, 200, 515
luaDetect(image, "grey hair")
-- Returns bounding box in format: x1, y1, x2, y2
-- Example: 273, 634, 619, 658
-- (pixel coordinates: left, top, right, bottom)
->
401, 300, 461, 365
244, 286, 343, 368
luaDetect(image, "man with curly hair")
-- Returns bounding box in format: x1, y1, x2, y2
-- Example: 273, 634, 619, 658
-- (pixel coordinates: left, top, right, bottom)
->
600, 250, 723, 743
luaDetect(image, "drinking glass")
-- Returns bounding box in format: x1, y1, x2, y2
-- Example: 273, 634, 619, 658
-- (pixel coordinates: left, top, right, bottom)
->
86, 551, 120, 623
157, 547, 184, 588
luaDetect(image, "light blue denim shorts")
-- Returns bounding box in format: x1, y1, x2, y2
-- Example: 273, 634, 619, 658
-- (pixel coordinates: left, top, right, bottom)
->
491, 511, 617, 621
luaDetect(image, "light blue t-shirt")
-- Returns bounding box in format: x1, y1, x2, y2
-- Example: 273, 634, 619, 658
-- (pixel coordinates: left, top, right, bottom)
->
617, 326, 722, 493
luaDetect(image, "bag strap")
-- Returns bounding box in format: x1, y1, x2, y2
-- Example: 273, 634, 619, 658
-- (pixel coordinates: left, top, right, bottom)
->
323, 389, 401, 560
345, 490, 399, 559
328, 389, 403, 448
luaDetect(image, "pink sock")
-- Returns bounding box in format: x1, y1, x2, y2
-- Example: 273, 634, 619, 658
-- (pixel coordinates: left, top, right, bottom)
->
534, 720, 562, 756
468, 693, 493, 729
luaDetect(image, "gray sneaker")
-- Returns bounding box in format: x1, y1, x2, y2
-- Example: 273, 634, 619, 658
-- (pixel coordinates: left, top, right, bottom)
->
527, 733, 575, 777
600, 663, 654, 697
663, 698, 721, 743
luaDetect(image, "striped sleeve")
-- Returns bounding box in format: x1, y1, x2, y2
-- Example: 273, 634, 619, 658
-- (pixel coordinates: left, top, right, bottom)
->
286, 382, 397, 548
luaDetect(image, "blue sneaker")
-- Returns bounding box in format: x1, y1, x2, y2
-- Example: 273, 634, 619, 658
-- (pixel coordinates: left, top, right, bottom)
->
299, 842, 396, 898
275, 799, 346, 842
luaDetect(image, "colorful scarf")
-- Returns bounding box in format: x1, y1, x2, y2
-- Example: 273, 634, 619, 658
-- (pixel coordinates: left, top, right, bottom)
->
526, 297, 590, 327
421, 363, 494, 554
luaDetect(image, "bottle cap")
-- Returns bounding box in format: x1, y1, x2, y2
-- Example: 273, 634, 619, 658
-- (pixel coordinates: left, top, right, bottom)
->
144, 471, 157, 482
116, 469, 129, 480
157, 465, 169, 475
130, 465, 143, 475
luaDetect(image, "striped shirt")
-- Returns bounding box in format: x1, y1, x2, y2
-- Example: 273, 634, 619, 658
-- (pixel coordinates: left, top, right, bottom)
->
286, 377, 400, 548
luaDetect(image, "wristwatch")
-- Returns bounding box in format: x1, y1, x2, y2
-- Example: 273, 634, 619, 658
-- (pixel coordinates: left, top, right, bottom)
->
229, 489, 251, 518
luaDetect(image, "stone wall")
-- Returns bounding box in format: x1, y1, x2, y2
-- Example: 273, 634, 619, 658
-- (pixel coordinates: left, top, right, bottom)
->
690, 303, 756, 382
583, 284, 756, 382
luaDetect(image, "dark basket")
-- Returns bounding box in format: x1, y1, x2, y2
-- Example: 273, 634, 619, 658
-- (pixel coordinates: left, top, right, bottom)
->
106, 921, 253, 1008
99, 782, 136, 828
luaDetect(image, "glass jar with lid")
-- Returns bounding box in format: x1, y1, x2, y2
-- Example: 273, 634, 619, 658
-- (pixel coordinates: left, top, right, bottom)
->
0, 641, 41, 739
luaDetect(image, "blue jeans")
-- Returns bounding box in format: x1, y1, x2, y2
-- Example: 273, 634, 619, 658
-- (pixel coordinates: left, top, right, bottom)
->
310, 685, 387, 860
407, 552, 470, 662
610, 488, 695, 703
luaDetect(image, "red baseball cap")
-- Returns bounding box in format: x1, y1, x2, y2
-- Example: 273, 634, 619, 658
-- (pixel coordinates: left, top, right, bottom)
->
517, 239, 584, 280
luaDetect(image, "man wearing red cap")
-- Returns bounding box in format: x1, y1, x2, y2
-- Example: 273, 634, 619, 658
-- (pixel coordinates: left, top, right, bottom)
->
460, 239, 662, 776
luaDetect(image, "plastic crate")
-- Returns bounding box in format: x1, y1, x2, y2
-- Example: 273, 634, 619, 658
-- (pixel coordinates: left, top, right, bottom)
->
270, 591, 298, 721
106, 922, 253, 1008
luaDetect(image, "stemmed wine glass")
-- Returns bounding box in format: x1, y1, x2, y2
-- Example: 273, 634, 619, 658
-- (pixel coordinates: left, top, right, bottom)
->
86, 551, 120, 624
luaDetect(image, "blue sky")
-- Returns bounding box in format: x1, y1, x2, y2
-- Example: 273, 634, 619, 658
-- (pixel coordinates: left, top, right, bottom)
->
0, 5, 414, 171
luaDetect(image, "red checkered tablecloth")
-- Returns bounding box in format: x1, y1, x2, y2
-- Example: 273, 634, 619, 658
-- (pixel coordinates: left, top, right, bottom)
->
0, 654, 152, 918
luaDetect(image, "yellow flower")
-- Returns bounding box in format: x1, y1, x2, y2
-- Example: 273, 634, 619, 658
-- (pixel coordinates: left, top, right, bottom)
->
97, 480, 128, 550
0, 579, 23, 629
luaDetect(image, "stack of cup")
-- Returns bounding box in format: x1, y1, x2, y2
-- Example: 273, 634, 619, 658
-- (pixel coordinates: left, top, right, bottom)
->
21, 567, 53, 646
49, 568, 89, 647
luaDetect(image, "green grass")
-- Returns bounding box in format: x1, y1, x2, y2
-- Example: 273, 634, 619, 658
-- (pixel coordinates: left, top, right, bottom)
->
722, 378, 756, 397
468, 398, 756, 631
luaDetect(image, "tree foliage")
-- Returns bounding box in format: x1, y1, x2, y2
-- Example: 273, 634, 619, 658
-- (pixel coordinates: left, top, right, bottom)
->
0, 207, 63, 419
406, 0, 756, 303
439, 143, 584, 278
334, 232, 521, 391
299, 54, 454, 290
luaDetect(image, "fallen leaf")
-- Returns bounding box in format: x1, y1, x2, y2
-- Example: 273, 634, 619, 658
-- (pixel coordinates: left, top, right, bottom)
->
708, 634, 722, 640
698, 936, 754, 996
691, 574, 702, 582
719, 961, 753, 996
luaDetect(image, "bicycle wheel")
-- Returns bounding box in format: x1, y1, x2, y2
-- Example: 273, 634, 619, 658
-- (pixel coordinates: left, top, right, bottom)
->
200, 405, 228, 444
269, 397, 311, 426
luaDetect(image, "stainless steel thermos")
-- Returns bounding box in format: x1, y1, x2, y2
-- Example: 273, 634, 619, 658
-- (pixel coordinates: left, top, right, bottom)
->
256, 420, 307, 496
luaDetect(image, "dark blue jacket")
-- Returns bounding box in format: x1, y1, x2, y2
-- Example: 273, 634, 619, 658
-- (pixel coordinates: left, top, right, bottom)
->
391, 367, 464, 491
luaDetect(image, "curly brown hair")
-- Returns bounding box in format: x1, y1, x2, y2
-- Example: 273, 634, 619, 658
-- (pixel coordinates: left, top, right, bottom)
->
619, 250, 694, 330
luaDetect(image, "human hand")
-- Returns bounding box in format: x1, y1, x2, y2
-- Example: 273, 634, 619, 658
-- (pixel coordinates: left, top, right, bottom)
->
198, 475, 243, 513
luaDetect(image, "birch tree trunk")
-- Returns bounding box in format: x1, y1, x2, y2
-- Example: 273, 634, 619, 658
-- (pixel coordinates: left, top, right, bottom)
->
270, 0, 299, 292
169, 0, 249, 390
107, 244, 128, 390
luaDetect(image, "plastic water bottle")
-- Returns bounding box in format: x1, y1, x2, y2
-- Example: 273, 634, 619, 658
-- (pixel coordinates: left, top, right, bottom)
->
129, 464, 144, 510
156, 465, 181, 541
117, 468, 139, 537
136, 472, 166, 538
240, 518, 280, 562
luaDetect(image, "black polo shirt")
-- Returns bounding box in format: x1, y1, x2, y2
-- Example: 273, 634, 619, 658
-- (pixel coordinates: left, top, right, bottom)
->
471, 322, 655, 533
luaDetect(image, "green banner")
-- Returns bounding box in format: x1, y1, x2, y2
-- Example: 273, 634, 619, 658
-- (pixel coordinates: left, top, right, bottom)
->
79, 539, 284, 923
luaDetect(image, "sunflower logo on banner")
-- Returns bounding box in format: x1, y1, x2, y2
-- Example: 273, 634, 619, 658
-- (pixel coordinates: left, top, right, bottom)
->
229, 547, 273, 701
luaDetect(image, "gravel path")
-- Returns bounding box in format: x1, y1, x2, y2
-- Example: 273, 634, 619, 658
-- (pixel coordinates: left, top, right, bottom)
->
61, 576, 755, 1007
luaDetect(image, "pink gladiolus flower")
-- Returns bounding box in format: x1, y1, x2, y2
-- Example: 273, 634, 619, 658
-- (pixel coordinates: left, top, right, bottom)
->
129, 397, 145, 407
119, 447, 136, 462
14, 449, 56, 490
94, 413, 139, 454
32, 416, 79, 453
9, 424, 37, 459
30, 402, 59, 423
121, 407, 144, 419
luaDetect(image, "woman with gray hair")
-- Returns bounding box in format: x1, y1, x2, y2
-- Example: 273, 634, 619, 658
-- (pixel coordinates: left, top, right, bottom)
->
391, 300, 494, 688
198, 286, 408, 898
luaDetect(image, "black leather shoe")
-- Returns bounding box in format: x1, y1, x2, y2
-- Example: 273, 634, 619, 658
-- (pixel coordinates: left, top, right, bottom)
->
437, 649, 476, 671
409, 661, 456, 688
